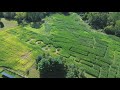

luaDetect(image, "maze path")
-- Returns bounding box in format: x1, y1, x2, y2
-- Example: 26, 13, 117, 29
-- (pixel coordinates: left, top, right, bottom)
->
49, 29, 120, 78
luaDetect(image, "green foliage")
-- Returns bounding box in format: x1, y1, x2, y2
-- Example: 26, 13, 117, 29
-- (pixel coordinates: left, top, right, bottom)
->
108, 12, 120, 25
2, 12, 16, 20
87, 12, 108, 29
38, 57, 66, 78
1, 12, 120, 78
0, 13, 3, 18
30, 22, 40, 29
66, 64, 83, 78
104, 25, 115, 35
82, 12, 120, 38
104, 20, 120, 37
36, 55, 42, 64
0, 22, 4, 28
114, 20, 120, 37
15, 12, 27, 24
26, 12, 46, 22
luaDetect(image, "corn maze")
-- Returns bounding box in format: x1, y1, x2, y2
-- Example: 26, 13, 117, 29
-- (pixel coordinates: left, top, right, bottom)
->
1, 13, 120, 78
42, 14, 120, 78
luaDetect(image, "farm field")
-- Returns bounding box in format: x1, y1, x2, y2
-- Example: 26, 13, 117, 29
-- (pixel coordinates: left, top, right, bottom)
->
1, 13, 120, 78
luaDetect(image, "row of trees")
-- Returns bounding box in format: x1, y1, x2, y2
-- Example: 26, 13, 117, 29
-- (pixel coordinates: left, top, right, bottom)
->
81, 12, 120, 37
1, 12, 120, 35
0, 12, 70, 22
0, 12, 70, 28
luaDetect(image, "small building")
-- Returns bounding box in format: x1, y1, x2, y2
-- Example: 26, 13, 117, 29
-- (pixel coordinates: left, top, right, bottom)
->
1, 72, 14, 78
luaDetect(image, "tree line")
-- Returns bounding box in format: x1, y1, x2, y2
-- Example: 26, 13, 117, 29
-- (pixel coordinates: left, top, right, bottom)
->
1, 12, 120, 37
80, 12, 120, 37
0, 12, 70, 28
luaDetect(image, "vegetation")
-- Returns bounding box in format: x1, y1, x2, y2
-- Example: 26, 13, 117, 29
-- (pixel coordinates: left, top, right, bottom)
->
81, 12, 120, 37
1, 12, 120, 78
38, 56, 66, 78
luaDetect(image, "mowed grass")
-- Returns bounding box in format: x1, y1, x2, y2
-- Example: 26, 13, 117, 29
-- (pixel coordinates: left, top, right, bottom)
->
0, 18, 18, 30
1, 13, 120, 78
0, 30, 34, 72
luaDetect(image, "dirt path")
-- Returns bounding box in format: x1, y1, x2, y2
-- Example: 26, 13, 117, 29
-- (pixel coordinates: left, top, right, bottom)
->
21, 51, 32, 60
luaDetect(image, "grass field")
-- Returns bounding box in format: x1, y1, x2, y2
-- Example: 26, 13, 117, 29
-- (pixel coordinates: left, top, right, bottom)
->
1, 13, 120, 78
0, 18, 18, 30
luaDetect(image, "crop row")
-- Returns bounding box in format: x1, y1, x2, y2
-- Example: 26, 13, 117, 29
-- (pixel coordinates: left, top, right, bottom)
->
51, 37, 73, 43
99, 69, 109, 78
52, 42, 71, 49
80, 60, 94, 67
70, 47, 89, 56
80, 64, 100, 77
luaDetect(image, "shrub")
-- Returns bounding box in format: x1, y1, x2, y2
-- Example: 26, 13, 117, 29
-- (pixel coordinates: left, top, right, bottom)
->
66, 64, 85, 78
30, 22, 40, 29
0, 22, 4, 28
88, 12, 108, 29
36, 55, 42, 64
104, 25, 115, 35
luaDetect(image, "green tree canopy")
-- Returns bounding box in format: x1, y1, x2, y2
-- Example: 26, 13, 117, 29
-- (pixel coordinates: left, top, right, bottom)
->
15, 12, 27, 24
88, 12, 108, 29
38, 57, 66, 78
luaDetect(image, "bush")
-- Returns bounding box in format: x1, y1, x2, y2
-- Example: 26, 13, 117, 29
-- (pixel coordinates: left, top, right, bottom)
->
15, 12, 27, 24
0, 22, 4, 28
36, 55, 42, 64
3, 12, 16, 20
66, 64, 85, 78
30, 22, 40, 29
104, 25, 115, 35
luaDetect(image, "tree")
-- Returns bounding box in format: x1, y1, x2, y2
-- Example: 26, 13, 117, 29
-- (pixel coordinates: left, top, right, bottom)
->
0, 19, 4, 28
81, 12, 89, 21
15, 12, 27, 24
108, 12, 120, 26
36, 55, 42, 64
30, 22, 41, 29
104, 25, 115, 35
0, 12, 3, 18
3, 12, 16, 20
104, 20, 120, 37
38, 57, 66, 78
61, 12, 70, 16
114, 20, 120, 37
88, 12, 108, 29
0, 22, 4, 28
66, 64, 85, 78
26, 12, 46, 22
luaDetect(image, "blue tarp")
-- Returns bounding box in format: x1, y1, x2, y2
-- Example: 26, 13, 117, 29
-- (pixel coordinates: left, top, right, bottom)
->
1, 72, 14, 78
